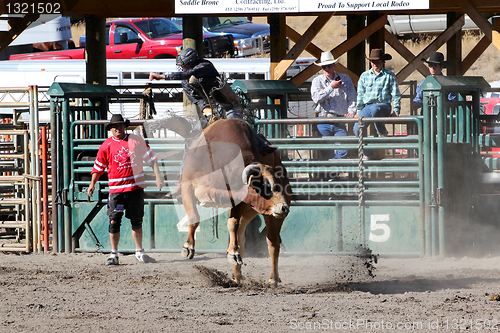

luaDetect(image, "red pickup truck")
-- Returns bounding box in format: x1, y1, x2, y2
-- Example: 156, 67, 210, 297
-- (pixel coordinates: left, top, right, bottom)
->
10, 17, 234, 60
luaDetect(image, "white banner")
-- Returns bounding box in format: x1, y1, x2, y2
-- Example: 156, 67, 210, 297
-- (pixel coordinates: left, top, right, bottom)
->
176, 0, 299, 14
175, 0, 428, 14
302, 0, 429, 12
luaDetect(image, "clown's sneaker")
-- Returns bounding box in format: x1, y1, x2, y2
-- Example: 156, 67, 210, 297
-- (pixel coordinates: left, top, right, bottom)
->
135, 250, 156, 263
105, 254, 119, 266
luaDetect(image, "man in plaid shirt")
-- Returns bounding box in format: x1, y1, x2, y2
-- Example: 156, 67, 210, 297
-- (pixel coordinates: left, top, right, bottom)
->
354, 49, 401, 149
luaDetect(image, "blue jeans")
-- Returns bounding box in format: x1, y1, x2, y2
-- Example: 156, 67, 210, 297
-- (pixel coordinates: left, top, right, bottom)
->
317, 123, 348, 159
353, 103, 391, 137
227, 111, 273, 154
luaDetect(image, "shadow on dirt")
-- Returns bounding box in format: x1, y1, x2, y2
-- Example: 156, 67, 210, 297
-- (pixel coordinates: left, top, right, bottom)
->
351, 277, 499, 295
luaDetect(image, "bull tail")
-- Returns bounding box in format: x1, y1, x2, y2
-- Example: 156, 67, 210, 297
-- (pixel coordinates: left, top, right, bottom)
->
151, 115, 193, 138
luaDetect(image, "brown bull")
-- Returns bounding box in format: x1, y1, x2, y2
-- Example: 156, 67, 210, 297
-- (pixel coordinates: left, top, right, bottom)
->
180, 118, 291, 286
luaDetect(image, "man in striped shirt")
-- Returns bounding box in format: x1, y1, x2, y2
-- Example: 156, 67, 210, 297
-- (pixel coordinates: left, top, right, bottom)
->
354, 49, 401, 148
87, 114, 164, 266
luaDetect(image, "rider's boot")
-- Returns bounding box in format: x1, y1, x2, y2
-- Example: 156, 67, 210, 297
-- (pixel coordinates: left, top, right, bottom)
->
254, 131, 277, 156
226, 112, 277, 156
219, 83, 244, 116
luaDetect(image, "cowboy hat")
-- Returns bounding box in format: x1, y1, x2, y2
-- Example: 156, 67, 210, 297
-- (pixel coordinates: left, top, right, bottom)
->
421, 52, 450, 68
106, 114, 130, 131
366, 48, 392, 61
316, 51, 338, 67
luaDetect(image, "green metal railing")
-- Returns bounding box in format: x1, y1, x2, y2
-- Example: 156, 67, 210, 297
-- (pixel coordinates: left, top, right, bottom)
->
254, 116, 424, 255
49, 83, 117, 253
49, 79, 500, 256
256, 117, 423, 200
421, 76, 498, 256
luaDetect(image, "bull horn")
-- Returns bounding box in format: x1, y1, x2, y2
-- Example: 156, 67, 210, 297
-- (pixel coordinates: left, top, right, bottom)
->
242, 163, 261, 185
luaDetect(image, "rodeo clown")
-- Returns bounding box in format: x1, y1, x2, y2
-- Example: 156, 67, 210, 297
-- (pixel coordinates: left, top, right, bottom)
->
87, 114, 164, 265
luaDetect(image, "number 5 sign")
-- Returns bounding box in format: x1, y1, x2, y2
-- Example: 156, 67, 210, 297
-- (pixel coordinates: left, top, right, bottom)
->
369, 214, 391, 242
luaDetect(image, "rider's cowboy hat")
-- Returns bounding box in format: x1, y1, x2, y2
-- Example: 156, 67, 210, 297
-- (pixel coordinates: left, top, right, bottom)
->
366, 48, 392, 61
106, 114, 130, 131
316, 51, 338, 67
421, 52, 450, 68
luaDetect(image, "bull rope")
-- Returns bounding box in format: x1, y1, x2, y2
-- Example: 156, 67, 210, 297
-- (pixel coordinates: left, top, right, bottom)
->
357, 117, 365, 247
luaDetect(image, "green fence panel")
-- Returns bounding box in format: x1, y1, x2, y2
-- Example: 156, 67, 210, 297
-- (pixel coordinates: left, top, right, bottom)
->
51, 79, 500, 257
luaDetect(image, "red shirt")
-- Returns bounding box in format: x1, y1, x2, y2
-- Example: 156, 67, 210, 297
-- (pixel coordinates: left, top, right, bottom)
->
91, 134, 158, 193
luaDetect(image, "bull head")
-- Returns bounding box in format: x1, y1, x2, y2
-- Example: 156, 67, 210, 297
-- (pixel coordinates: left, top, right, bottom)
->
241, 163, 289, 218
242, 163, 274, 199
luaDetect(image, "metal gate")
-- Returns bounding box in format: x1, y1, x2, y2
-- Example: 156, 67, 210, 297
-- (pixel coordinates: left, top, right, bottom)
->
50, 78, 500, 256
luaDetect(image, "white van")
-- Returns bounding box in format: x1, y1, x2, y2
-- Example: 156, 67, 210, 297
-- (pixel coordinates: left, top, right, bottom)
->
0, 15, 72, 60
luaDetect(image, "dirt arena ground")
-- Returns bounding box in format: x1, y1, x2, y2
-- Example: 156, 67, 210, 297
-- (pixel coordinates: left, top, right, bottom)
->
1, 251, 500, 332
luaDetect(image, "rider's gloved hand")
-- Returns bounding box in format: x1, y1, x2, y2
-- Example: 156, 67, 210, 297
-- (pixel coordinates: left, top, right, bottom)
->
189, 75, 198, 84
200, 114, 209, 129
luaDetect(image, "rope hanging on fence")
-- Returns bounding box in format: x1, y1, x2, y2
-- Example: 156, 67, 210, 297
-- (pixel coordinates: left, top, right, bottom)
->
357, 116, 365, 246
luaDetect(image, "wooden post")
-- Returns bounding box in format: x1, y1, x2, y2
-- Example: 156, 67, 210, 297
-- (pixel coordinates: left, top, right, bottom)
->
368, 12, 385, 51
269, 14, 287, 81
347, 14, 366, 135
182, 15, 203, 55
447, 12, 463, 76
182, 15, 204, 118
347, 14, 366, 79
85, 16, 106, 85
